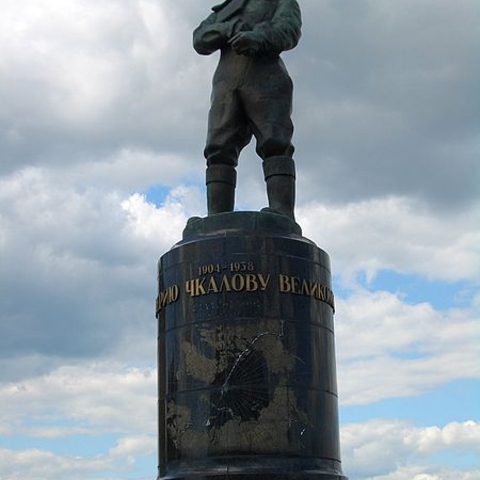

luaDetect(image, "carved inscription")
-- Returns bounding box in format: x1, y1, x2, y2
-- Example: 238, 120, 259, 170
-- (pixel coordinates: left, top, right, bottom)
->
198, 262, 255, 275
278, 274, 335, 311
156, 284, 180, 312
156, 261, 335, 314
185, 273, 270, 296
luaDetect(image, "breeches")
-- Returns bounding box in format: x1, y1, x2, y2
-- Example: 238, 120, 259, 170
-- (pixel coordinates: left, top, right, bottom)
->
205, 57, 295, 166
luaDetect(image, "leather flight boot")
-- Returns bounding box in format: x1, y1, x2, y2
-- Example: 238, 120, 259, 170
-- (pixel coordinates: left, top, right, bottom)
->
262, 156, 296, 221
206, 164, 237, 215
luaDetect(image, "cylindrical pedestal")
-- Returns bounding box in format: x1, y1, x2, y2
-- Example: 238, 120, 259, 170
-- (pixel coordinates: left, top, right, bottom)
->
156, 212, 347, 480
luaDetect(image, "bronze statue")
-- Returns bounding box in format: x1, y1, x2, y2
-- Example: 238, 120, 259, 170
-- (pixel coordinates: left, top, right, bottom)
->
193, 0, 302, 220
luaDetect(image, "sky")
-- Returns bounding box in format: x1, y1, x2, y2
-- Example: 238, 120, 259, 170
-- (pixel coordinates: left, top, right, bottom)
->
0, 0, 479, 479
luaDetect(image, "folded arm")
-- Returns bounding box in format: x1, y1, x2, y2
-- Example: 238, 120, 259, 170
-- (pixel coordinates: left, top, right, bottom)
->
252, 0, 302, 55
193, 0, 301, 57
193, 14, 245, 55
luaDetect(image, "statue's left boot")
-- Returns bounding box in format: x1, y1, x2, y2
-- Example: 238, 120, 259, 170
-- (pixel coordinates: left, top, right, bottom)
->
206, 164, 237, 215
262, 156, 296, 222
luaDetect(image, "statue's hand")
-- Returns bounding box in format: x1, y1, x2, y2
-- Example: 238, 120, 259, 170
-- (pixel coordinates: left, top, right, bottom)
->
229, 31, 261, 55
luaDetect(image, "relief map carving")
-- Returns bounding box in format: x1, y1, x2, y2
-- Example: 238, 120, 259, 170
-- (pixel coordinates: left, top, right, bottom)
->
166, 318, 310, 455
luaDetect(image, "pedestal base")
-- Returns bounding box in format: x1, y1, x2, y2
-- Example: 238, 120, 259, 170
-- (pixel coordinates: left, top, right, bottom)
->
162, 475, 347, 479
160, 455, 348, 480
162, 473, 347, 479
156, 212, 347, 480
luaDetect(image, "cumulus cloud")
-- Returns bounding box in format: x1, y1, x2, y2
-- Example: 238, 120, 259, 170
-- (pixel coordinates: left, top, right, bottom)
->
0, 363, 156, 437
336, 289, 479, 405
0, 0, 211, 173
0, 362, 157, 479
292, 0, 480, 210
109, 435, 156, 461
0, 167, 203, 380
342, 419, 480, 479
298, 197, 480, 283
58, 149, 204, 193
121, 187, 204, 248
0, 448, 112, 479
371, 468, 480, 480
406, 421, 480, 455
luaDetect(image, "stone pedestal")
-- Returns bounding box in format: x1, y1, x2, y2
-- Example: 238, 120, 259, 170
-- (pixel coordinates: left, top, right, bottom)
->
156, 212, 347, 480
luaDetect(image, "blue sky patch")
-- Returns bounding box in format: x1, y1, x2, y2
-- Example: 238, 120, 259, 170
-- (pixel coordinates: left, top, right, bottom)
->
363, 270, 475, 310
340, 378, 480, 426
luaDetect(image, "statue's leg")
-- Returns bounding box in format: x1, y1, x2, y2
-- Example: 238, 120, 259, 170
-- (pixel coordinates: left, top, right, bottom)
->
262, 156, 296, 221
241, 60, 295, 161
204, 83, 251, 166
206, 164, 237, 215
241, 63, 296, 220
204, 82, 251, 216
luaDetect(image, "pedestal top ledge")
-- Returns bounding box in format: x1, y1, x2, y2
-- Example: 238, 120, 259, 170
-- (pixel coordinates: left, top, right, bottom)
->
183, 211, 303, 240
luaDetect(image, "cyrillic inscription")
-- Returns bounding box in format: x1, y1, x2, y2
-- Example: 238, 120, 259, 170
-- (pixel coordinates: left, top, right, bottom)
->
156, 284, 180, 313
278, 274, 335, 311
157, 265, 335, 315
185, 273, 271, 297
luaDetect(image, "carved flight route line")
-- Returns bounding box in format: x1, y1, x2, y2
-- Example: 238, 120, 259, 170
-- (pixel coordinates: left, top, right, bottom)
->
156, 272, 335, 314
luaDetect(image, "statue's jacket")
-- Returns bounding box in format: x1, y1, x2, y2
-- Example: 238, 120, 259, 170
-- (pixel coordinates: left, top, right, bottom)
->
193, 0, 302, 87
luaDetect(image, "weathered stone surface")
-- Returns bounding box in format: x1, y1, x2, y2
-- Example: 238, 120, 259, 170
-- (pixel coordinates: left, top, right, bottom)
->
156, 212, 347, 479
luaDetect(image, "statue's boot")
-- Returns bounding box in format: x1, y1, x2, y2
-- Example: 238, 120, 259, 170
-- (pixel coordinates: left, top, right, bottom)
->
206, 164, 237, 215
262, 156, 296, 221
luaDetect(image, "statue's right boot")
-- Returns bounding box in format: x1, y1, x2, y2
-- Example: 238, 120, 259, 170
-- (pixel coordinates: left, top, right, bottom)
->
262, 156, 296, 221
206, 164, 237, 215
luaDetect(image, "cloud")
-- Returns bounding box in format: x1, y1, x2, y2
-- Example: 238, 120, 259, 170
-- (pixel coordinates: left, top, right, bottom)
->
291, 0, 480, 210
406, 421, 480, 455
0, 0, 211, 173
342, 419, 480, 479
121, 187, 203, 249
0, 363, 156, 437
56, 149, 204, 193
0, 362, 157, 478
369, 468, 480, 480
0, 167, 204, 380
0, 448, 112, 479
298, 196, 480, 283
109, 435, 156, 461
336, 289, 479, 405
